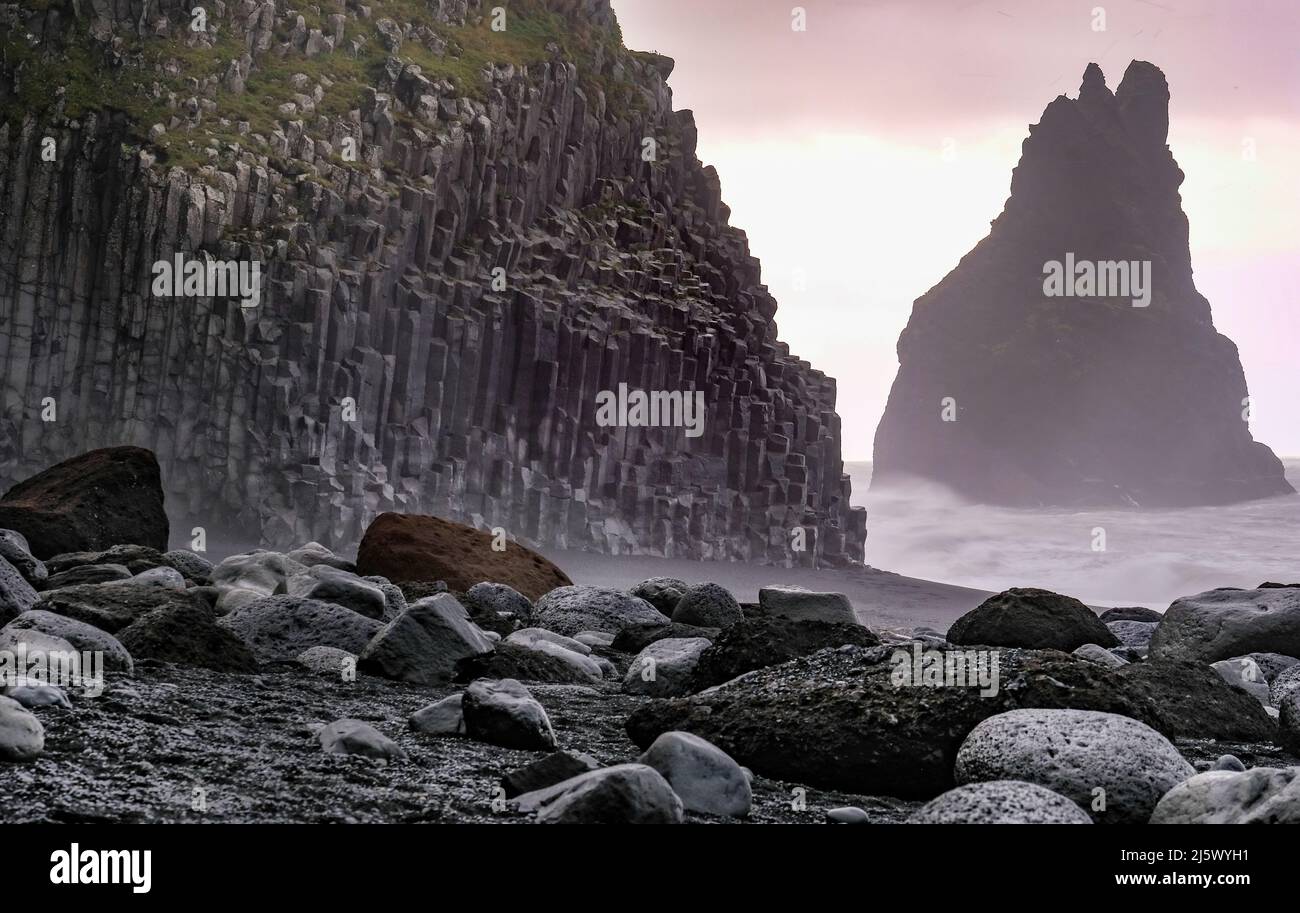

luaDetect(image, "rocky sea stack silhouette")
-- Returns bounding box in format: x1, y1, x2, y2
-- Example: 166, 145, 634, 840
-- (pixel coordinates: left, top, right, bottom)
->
0, 0, 865, 566
873, 61, 1294, 508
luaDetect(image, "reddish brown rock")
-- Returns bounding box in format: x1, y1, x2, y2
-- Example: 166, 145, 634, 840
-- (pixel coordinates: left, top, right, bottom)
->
356, 512, 571, 601
0, 448, 169, 559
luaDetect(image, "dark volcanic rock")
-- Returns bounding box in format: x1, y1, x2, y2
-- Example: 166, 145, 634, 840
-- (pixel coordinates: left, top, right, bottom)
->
626, 646, 1164, 798
43, 564, 134, 589
356, 513, 571, 601
1113, 660, 1275, 741
3, 610, 135, 673
1099, 606, 1164, 623
629, 578, 690, 617
501, 750, 602, 799
0, 554, 38, 625
672, 583, 744, 628
533, 585, 670, 637
358, 593, 492, 684
455, 642, 595, 686
218, 595, 383, 663
36, 584, 200, 634
611, 621, 718, 654
690, 616, 880, 691
462, 678, 557, 751
948, 588, 1118, 651
871, 62, 1294, 508
117, 603, 258, 673
0, 448, 170, 559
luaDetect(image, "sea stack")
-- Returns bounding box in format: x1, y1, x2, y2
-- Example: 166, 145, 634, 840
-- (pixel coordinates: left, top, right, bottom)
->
872, 61, 1293, 507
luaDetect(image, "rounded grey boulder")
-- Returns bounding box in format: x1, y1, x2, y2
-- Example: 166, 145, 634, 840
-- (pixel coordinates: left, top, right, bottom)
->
948, 588, 1117, 651
516, 763, 684, 824
639, 731, 751, 818
908, 780, 1092, 824
3, 609, 134, 673
533, 585, 669, 637
672, 583, 743, 628
462, 678, 556, 751
955, 708, 1194, 823
629, 577, 689, 616
0, 694, 45, 762
218, 595, 382, 662
1150, 767, 1300, 823
318, 718, 407, 762
1149, 586, 1300, 664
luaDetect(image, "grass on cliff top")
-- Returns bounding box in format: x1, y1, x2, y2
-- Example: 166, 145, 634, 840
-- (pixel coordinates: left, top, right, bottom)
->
1, 0, 641, 173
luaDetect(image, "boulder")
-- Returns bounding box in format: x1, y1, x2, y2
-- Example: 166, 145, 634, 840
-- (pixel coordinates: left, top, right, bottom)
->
0, 530, 46, 585
318, 719, 407, 762
908, 780, 1093, 824
0, 695, 44, 761
462, 678, 556, 750
757, 585, 857, 625
1099, 606, 1163, 623
504, 631, 601, 681
948, 588, 1117, 651
286, 565, 386, 619
0, 554, 38, 626
626, 646, 1166, 798
463, 582, 533, 625
1072, 643, 1127, 667
357, 593, 492, 684
2, 610, 134, 673
286, 542, 354, 571
1110, 660, 1275, 741
295, 645, 356, 677
514, 764, 684, 823
118, 602, 259, 672
611, 620, 716, 654
4, 683, 72, 710
159, 549, 213, 582
36, 583, 202, 633
409, 694, 466, 735
501, 750, 601, 798
455, 641, 598, 685
356, 512, 571, 601
671, 583, 743, 628
574, 631, 615, 648
623, 637, 712, 697
218, 595, 382, 663
1271, 664, 1300, 705
691, 615, 879, 691
506, 627, 591, 656
1211, 656, 1271, 706
534, 585, 670, 637
211, 552, 305, 612
1150, 768, 1300, 823
45, 545, 165, 576
955, 709, 1194, 823
0, 447, 169, 559
1280, 688, 1300, 753
1106, 619, 1157, 655
638, 731, 751, 818
1149, 586, 1300, 664
628, 577, 689, 616
112, 566, 186, 590
44, 564, 133, 589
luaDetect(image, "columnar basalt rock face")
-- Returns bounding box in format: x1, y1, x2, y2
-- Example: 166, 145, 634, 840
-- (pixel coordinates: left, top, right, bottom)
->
872, 61, 1293, 508
0, 1, 865, 566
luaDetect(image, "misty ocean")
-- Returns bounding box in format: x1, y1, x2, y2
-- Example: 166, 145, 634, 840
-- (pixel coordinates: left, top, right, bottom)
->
850, 458, 1300, 609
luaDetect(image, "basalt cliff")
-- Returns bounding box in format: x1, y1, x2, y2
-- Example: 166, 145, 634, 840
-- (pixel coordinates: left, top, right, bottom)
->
0, 0, 865, 565
873, 61, 1293, 508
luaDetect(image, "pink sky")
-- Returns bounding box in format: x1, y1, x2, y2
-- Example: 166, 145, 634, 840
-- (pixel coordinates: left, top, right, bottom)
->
611, 0, 1300, 458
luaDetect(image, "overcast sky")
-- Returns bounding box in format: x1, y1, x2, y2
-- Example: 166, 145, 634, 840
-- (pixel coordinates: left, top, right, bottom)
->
611, 0, 1300, 458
